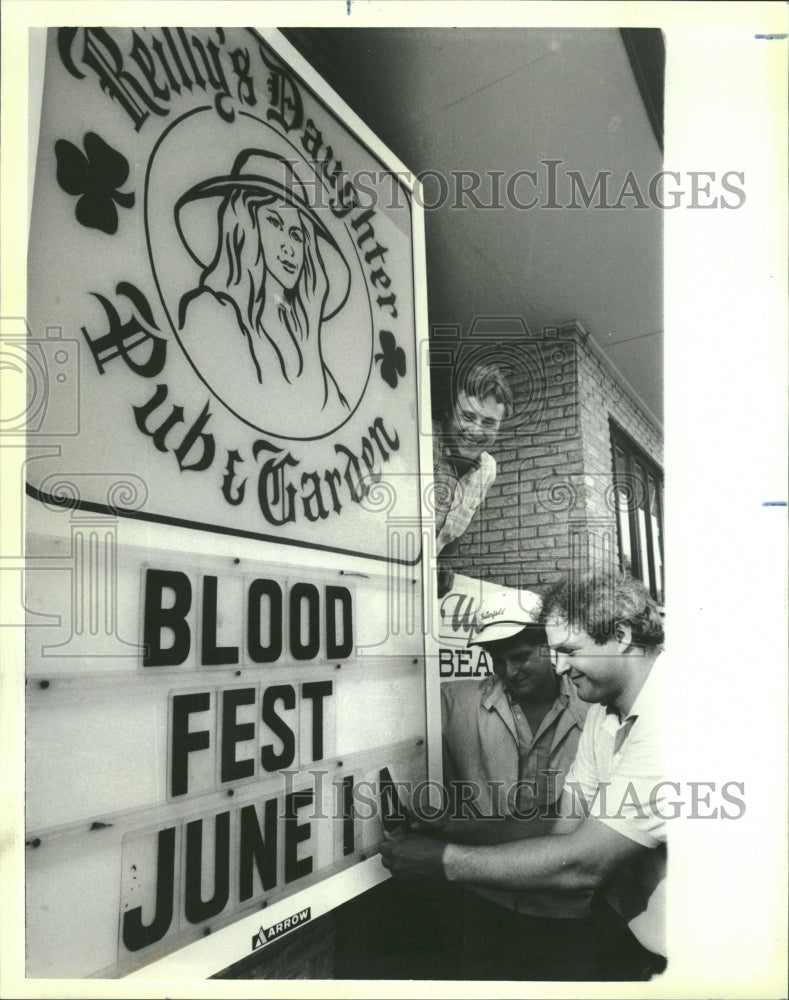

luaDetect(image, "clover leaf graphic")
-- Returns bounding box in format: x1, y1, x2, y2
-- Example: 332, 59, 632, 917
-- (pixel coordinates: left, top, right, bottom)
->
374, 329, 406, 388
55, 132, 135, 235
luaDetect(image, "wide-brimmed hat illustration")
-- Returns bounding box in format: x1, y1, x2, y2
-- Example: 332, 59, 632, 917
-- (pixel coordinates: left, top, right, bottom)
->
175, 149, 351, 321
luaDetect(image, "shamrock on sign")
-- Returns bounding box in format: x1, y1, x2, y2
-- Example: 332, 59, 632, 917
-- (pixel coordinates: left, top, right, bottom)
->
374, 329, 406, 388
55, 132, 135, 235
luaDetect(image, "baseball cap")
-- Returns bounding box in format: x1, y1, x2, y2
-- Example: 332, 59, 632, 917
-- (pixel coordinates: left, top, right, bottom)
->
467, 588, 544, 646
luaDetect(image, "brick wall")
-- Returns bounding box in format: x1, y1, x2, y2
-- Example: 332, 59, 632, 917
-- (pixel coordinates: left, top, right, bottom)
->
447, 322, 663, 592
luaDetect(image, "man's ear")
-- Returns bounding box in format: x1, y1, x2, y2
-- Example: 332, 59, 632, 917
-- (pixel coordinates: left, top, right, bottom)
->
615, 622, 633, 649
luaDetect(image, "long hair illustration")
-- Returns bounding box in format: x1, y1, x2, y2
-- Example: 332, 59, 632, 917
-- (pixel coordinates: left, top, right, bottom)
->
176, 149, 351, 413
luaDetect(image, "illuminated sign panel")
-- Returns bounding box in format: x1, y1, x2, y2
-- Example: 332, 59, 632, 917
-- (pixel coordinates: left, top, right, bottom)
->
26, 26, 419, 560
25, 27, 431, 978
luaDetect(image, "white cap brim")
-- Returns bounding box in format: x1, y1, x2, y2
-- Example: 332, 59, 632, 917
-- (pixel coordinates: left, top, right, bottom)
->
467, 620, 545, 647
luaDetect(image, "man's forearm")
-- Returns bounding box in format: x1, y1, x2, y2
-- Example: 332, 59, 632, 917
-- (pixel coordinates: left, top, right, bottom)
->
381, 816, 648, 890
441, 831, 597, 892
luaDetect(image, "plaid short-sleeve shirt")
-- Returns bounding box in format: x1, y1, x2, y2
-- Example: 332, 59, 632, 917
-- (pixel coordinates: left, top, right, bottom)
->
432, 421, 497, 553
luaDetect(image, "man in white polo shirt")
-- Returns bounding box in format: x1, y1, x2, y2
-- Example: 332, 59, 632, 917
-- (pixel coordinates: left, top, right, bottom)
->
382, 571, 667, 980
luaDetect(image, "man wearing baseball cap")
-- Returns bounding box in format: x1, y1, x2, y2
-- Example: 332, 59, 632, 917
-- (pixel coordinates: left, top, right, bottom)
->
438, 586, 594, 979
442, 586, 587, 824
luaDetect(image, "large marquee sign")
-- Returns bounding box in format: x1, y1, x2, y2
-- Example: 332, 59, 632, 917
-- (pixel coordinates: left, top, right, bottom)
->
26, 26, 420, 561
24, 27, 432, 979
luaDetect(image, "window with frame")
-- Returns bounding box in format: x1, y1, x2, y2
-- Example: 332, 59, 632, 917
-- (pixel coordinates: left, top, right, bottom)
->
610, 421, 664, 604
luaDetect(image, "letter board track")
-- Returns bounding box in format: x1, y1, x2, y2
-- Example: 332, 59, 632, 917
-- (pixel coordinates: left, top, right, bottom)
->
25, 28, 432, 979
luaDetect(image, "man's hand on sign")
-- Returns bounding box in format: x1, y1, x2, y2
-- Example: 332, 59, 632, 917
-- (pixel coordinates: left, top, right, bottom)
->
379, 830, 447, 880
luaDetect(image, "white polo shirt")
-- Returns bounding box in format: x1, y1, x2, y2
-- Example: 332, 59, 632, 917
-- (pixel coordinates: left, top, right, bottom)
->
564, 653, 667, 957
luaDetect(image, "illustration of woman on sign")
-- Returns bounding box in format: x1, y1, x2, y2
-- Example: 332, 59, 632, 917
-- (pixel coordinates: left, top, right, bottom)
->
175, 149, 351, 430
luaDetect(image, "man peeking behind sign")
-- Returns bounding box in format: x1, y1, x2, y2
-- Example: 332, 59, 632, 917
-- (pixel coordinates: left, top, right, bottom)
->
176, 149, 352, 424
432, 361, 512, 593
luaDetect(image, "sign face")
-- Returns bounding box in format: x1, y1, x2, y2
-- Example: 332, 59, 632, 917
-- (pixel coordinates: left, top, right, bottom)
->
26, 26, 420, 563
24, 27, 431, 979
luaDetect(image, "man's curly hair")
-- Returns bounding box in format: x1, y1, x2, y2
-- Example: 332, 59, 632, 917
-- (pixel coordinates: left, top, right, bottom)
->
540, 571, 664, 648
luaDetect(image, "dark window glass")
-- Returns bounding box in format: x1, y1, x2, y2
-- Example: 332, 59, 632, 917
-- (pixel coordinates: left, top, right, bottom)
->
610, 423, 664, 603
